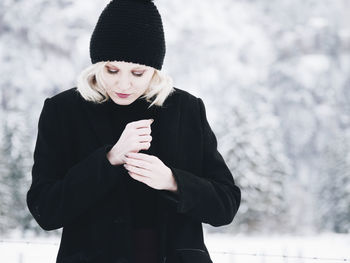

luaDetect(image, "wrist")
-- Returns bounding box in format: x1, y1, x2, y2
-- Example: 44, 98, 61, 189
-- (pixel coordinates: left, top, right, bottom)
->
107, 150, 122, 166
106, 151, 115, 165
169, 185, 178, 193
168, 168, 178, 192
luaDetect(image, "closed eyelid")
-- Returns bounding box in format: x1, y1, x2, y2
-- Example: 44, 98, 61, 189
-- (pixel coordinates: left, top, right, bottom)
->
106, 68, 144, 76
106, 65, 146, 71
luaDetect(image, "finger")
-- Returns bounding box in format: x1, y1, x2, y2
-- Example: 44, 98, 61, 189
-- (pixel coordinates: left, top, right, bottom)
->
135, 127, 152, 136
129, 119, 153, 129
124, 164, 151, 178
128, 171, 151, 185
138, 135, 152, 143
125, 157, 152, 170
136, 142, 151, 152
127, 152, 155, 162
128, 171, 148, 179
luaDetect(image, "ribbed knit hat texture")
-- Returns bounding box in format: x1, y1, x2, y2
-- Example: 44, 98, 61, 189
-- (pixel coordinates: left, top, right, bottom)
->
89, 0, 166, 70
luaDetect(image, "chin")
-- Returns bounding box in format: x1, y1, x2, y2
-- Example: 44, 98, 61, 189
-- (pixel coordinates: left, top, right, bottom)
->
114, 97, 134, 105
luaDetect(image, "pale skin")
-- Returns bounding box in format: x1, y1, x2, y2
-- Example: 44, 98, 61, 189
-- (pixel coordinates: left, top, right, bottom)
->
103, 61, 178, 193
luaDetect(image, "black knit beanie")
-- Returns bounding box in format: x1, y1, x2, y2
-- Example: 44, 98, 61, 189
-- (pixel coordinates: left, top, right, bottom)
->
89, 0, 166, 70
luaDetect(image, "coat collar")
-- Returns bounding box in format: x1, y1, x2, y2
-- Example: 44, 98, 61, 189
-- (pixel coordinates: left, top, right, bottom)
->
79, 94, 181, 169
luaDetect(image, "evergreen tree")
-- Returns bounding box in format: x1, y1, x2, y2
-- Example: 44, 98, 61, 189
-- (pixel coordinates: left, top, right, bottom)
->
317, 131, 350, 233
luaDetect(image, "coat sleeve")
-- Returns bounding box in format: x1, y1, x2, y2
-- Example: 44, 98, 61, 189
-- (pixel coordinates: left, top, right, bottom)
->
163, 97, 241, 227
26, 98, 125, 231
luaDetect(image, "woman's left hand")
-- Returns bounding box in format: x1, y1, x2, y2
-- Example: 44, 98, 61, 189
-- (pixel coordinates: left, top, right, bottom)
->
123, 152, 178, 192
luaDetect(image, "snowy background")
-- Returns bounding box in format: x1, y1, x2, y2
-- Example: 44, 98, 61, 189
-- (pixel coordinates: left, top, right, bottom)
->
0, 0, 349, 262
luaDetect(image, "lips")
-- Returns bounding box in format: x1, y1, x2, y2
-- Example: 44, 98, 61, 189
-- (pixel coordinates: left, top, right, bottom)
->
116, 92, 130, 98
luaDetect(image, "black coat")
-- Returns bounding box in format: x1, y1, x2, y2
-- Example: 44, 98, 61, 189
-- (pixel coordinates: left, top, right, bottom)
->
26, 87, 241, 263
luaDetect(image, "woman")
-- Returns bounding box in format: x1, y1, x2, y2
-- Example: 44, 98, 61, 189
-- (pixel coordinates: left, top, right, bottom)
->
26, 0, 241, 263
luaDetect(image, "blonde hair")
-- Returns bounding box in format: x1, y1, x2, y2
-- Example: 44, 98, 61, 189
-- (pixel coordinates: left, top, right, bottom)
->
76, 61, 175, 108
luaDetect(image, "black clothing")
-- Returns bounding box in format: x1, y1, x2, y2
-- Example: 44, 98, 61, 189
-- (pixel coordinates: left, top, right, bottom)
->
105, 96, 160, 228
106, 96, 161, 263
26, 87, 241, 263
132, 228, 159, 263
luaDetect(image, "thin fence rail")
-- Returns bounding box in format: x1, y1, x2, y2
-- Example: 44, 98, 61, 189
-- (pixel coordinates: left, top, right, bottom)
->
211, 250, 350, 262
0, 239, 349, 262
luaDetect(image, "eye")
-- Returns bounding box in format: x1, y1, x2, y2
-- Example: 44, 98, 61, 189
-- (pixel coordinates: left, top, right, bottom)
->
133, 72, 144, 77
106, 68, 144, 77
107, 68, 118, 74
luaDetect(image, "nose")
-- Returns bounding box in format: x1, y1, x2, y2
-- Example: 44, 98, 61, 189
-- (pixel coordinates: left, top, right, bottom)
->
117, 75, 131, 92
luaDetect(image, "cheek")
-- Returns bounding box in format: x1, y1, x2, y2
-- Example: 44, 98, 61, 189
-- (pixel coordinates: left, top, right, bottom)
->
139, 72, 154, 85
135, 78, 150, 86
103, 74, 116, 85
133, 79, 152, 93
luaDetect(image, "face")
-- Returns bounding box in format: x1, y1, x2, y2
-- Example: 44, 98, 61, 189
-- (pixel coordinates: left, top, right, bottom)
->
101, 61, 155, 105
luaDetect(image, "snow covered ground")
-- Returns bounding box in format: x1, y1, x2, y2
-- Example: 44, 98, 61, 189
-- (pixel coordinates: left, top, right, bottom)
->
205, 233, 350, 263
1, 233, 349, 263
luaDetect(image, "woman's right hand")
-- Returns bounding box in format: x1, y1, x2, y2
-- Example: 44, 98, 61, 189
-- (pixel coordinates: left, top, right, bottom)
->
106, 119, 154, 166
